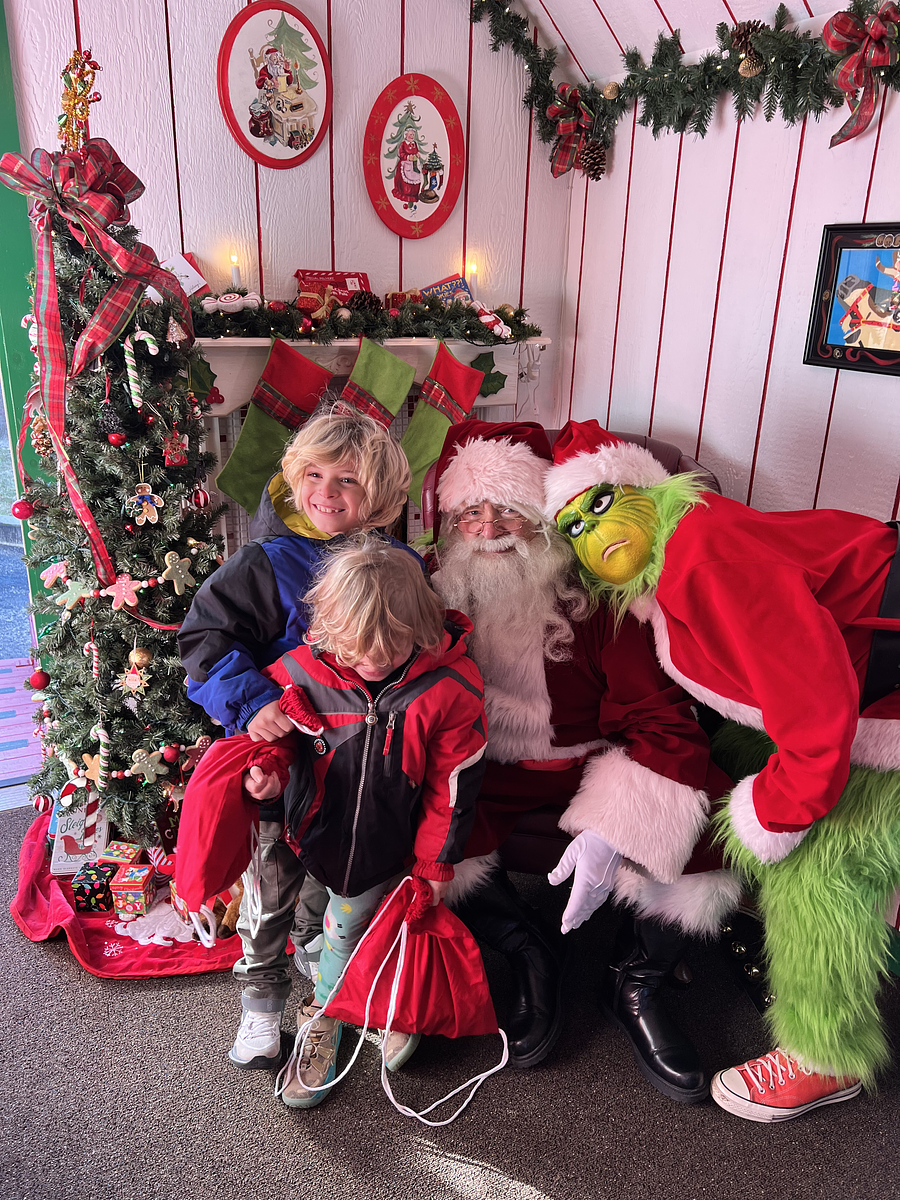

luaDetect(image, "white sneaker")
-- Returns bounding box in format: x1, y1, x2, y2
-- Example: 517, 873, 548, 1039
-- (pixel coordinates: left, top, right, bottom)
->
228, 1008, 284, 1069
293, 933, 324, 981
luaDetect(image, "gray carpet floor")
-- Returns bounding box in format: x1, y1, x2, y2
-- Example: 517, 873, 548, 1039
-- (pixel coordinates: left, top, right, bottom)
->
2, 802, 899, 1200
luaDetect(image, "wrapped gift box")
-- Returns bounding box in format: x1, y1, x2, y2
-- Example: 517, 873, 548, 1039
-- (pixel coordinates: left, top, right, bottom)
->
294, 269, 370, 317
111, 864, 157, 919
385, 289, 423, 308
71, 860, 120, 913
169, 878, 190, 923
98, 841, 142, 866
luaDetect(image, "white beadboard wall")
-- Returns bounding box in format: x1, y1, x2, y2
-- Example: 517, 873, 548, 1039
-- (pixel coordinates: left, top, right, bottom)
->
5, 0, 568, 434
7, 0, 900, 517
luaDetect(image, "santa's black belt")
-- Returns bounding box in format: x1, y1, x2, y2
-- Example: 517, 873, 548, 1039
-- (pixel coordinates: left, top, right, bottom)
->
860, 520, 900, 713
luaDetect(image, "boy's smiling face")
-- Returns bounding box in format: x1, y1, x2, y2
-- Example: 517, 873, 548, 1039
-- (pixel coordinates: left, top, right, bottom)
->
299, 458, 367, 535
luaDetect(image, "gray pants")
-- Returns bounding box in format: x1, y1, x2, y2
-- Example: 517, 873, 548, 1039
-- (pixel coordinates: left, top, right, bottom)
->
232, 820, 328, 1009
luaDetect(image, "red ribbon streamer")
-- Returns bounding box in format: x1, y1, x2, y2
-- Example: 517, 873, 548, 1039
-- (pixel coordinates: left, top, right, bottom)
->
823, 2, 900, 146
546, 84, 595, 179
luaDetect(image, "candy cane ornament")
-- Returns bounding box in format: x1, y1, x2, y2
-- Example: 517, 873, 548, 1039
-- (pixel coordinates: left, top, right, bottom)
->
83, 638, 100, 679
123, 330, 159, 410
90, 722, 110, 791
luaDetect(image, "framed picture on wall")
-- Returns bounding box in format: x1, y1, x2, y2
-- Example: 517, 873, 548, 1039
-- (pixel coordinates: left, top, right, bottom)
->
217, 2, 332, 170
363, 74, 465, 239
805, 223, 900, 375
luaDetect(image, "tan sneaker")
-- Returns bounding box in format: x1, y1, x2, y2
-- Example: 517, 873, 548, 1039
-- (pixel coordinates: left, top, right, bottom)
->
279, 1003, 343, 1109
381, 1029, 421, 1073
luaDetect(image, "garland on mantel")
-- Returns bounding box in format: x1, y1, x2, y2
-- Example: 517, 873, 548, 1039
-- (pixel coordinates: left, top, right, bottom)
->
472, 0, 900, 177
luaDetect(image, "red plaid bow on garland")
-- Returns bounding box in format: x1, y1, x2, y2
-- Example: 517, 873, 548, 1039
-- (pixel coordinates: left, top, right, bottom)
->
0, 139, 194, 590
547, 84, 595, 179
823, 2, 900, 146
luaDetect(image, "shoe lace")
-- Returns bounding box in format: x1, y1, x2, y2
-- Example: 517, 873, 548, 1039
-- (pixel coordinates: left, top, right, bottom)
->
741, 1048, 813, 1095
240, 1010, 279, 1044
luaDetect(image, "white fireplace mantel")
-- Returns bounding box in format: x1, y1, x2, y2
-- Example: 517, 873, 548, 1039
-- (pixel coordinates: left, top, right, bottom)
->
196, 337, 550, 416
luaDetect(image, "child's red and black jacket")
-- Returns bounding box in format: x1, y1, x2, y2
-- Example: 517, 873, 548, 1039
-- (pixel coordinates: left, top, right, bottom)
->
270, 610, 487, 896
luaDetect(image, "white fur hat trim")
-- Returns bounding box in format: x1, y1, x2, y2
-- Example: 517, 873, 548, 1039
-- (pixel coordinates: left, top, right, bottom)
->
438, 436, 547, 515
544, 443, 670, 519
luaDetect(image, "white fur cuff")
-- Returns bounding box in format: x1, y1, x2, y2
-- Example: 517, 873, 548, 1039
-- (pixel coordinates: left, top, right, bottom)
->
444, 852, 499, 906
612, 861, 743, 937
729, 774, 809, 864
558, 746, 709, 884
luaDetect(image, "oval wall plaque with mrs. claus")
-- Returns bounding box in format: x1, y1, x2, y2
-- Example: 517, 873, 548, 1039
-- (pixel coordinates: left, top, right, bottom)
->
363, 73, 465, 239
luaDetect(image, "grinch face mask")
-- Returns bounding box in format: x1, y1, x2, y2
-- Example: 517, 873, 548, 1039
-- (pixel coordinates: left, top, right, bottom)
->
557, 485, 659, 584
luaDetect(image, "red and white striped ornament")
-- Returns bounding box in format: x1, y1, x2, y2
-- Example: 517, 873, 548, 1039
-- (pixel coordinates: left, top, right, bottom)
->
83, 639, 100, 679
32, 793, 53, 815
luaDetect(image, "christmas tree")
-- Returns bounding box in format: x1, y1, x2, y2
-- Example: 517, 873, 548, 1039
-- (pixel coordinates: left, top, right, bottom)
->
383, 100, 426, 174
0, 64, 225, 849
267, 13, 318, 91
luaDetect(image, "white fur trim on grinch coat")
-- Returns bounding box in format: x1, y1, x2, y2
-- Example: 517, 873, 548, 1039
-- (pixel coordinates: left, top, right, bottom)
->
729, 774, 809, 863
557, 746, 709, 884
611, 862, 743, 937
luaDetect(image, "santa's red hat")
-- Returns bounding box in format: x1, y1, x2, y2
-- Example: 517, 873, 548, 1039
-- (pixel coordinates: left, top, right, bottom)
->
543, 419, 670, 519
434, 420, 552, 541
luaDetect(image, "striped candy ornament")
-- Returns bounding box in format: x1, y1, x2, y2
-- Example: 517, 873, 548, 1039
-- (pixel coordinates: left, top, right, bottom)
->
32, 793, 53, 815
90, 723, 110, 791
123, 329, 159, 410
83, 638, 100, 678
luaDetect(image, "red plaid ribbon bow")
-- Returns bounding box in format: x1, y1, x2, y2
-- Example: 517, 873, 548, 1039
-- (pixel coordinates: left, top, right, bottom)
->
823, 2, 900, 146
547, 84, 595, 179
0, 140, 194, 595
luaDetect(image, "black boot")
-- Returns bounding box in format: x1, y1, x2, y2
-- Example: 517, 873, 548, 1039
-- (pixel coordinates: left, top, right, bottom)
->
453, 869, 564, 1069
600, 914, 708, 1103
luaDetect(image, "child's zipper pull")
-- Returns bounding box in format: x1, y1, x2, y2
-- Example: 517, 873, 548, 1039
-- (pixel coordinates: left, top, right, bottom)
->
365, 700, 377, 726
383, 711, 396, 756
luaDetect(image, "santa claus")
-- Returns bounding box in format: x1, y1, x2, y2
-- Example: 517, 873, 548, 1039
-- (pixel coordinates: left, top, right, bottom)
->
431, 421, 741, 1100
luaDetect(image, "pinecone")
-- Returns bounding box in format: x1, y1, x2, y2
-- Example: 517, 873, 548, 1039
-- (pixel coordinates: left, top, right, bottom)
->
578, 139, 607, 182
731, 19, 764, 58
347, 289, 383, 313
738, 54, 764, 78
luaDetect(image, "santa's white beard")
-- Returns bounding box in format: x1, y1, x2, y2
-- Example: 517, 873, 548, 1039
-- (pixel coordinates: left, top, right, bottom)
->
434, 534, 575, 762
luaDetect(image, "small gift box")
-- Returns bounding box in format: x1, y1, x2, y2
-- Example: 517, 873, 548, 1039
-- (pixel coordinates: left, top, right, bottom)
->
71, 860, 120, 913
294, 269, 370, 318
98, 841, 142, 866
385, 289, 423, 308
110, 864, 157, 919
169, 878, 190, 923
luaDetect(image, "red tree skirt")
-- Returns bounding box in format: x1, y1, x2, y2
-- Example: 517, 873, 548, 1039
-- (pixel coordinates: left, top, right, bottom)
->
11, 813, 243, 979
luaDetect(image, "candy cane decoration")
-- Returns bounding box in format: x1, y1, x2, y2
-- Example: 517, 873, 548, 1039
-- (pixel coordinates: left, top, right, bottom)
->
90, 723, 110, 791
83, 638, 100, 679
123, 330, 159, 410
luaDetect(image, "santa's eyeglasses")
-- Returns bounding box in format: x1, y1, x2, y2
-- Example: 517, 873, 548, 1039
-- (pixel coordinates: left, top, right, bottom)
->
452, 508, 529, 534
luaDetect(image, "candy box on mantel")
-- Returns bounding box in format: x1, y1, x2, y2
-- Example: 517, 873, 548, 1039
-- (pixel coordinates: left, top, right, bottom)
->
71, 860, 120, 913
110, 863, 157, 919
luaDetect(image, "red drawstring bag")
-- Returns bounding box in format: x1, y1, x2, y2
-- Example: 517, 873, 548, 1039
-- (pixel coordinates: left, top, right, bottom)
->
324, 876, 500, 1038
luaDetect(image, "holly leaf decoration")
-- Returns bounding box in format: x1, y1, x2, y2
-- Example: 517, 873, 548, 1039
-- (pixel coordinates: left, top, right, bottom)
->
471, 351, 507, 397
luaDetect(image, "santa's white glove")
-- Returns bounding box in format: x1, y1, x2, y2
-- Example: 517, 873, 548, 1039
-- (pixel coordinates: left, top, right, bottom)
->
548, 831, 622, 935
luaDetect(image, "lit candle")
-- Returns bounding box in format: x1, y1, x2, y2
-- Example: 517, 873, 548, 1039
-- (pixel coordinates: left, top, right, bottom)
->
467, 262, 478, 303
230, 253, 242, 290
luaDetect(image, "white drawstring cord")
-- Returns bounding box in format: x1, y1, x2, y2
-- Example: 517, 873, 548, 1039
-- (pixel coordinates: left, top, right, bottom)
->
273, 876, 510, 1122
244, 822, 263, 940
188, 904, 218, 948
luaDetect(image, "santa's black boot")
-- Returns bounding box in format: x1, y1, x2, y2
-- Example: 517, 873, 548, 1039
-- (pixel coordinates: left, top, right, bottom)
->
453, 869, 564, 1069
601, 913, 708, 1103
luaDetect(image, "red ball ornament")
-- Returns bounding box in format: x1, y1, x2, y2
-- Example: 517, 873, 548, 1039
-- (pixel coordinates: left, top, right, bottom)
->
11, 499, 34, 519
191, 488, 211, 509
300, 316, 312, 334
162, 745, 181, 763
32, 793, 53, 815
389, 308, 400, 318
147, 577, 158, 587
107, 433, 127, 447
146, 415, 156, 426
29, 669, 50, 690
207, 386, 225, 405
124, 524, 134, 533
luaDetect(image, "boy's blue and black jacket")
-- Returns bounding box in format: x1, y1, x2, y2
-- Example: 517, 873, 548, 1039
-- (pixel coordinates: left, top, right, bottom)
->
177, 479, 422, 736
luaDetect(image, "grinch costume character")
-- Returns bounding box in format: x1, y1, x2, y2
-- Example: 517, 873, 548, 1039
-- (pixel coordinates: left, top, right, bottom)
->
545, 418, 900, 1123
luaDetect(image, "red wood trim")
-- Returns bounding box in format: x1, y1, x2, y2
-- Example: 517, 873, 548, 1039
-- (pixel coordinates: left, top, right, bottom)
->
720, 0, 738, 23
696, 121, 741, 461
328, 0, 335, 269
566, 178, 591, 422
254, 162, 264, 296
519, 27, 538, 309
649, 132, 683, 436
746, 117, 808, 506
400, 0, 405, 74
461, 14, 474, 276
590, 2, 624, 56
813, 371, 841, 508
606, 107, 638, 425
891, 473, 900, 521
536, 0, 588, 80
73, 0, 83, 52
862, 89, 888, 222
163, 0, 185, 253
651, 0, 682, 49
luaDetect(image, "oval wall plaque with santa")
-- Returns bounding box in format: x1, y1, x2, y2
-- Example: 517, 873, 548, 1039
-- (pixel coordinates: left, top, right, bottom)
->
217, 2, 332, 169
363, 74, 465, 239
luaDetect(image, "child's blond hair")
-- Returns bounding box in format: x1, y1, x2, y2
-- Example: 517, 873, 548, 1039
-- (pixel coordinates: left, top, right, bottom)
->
305, 537, 445, 669
281, 402, 411, 530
